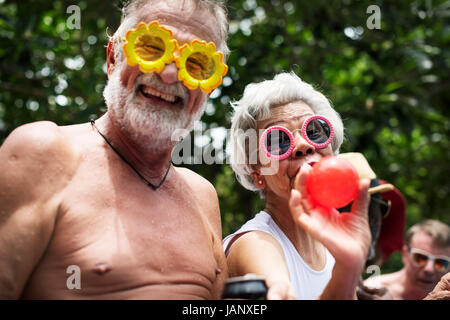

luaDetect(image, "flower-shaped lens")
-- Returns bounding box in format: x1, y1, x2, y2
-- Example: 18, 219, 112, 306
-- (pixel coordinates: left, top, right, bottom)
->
176, 40, 228, 93
123, 21, 177, 73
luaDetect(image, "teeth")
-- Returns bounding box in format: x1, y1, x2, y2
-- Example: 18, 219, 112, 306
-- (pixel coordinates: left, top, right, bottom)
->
141, 85, 177, 103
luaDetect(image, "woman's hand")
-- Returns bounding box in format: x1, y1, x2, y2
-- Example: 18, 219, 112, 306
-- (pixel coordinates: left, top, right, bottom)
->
289, 163, 371, 274
265, 276, 297, 300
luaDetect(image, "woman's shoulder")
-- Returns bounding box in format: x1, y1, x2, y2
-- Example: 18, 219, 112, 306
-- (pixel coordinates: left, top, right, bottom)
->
225, 211, 276, 239
223, 211, 280, 254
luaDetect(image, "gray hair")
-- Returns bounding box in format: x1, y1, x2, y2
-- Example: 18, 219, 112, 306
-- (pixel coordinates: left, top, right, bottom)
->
109, 0, 229, 66
406, 220, 450, 248
228, 72, 345, 192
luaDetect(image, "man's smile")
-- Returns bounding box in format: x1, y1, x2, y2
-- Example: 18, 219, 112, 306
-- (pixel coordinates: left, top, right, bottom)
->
138, 84, 183, 106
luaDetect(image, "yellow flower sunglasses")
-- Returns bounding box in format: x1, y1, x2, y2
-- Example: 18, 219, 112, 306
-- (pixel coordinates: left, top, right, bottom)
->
123, 21, 228, 93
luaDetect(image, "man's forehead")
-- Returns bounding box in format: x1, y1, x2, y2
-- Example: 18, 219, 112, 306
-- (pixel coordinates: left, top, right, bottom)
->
133, 1, 221, 44
411, 231, 449, 253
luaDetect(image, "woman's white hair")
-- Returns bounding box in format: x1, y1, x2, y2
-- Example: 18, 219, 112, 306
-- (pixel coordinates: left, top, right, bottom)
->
228, 72, 345, 192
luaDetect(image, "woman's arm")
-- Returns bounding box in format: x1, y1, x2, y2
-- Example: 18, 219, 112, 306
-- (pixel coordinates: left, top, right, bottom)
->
226, 231, 297, 299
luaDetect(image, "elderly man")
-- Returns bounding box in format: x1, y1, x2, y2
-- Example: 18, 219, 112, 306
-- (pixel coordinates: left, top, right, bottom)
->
0, 0, 229, 299
364, 220, 450, 299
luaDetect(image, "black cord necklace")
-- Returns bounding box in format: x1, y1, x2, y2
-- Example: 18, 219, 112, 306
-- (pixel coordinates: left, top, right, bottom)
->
90, 120, 172, 191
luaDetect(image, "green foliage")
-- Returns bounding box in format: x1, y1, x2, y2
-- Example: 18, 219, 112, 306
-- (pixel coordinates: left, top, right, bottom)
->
1, 0, 449, 274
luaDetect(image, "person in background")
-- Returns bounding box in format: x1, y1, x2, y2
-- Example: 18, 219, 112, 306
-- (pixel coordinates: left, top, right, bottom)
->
364, 220, 450, 299
336, 153, 407, 300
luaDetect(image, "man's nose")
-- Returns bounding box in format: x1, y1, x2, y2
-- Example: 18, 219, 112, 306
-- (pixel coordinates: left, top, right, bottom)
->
158, 62, 178, 84
291, 131, 315, 159
423, 259, 436, 274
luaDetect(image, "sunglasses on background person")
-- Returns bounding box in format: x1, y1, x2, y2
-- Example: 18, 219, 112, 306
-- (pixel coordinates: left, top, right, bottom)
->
260, 115, 334, 160
408, 247, 450, 272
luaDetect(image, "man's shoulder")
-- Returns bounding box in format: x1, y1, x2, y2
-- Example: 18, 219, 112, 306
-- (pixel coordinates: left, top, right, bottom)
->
175, 166, 217, 196
364, 271, 399, 289
174, 166, 221, 229
1, 121, 79, 182
3, 121, 70, 152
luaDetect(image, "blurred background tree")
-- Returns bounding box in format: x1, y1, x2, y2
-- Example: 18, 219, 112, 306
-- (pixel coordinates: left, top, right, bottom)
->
0, 0, 449, 274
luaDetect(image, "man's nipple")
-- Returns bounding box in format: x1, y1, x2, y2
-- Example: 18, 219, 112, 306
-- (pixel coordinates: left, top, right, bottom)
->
93, 263, 112, 275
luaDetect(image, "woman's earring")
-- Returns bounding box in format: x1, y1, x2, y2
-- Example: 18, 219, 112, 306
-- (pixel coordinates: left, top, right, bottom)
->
258, 180, 263, 185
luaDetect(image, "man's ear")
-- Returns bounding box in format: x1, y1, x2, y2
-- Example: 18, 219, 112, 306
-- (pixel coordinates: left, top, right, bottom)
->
401, 244, 409, 265
401, 244, 408, 254
250, 166, 266, 190
106, 40, 115, 76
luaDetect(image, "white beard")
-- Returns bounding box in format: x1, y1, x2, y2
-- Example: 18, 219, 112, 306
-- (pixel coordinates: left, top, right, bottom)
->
103, 64, 206, 154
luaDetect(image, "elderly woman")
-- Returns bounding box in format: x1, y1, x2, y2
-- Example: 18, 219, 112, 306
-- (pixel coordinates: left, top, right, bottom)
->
223, 72, 371, 299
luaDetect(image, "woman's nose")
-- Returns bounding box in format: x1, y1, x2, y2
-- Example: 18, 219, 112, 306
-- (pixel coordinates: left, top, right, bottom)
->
158, 62, 179, 84
291, 131, 315, 159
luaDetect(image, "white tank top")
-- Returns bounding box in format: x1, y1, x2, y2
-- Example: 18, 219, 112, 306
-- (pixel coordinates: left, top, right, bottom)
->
223, 211, 335, 300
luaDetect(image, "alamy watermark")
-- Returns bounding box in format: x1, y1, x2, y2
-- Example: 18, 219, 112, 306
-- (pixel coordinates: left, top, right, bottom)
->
66, 5, 81, 30
364, 264, 382, 288
171, 122, 281, 175
366, 5, 381, 30
66, 265, 81, 290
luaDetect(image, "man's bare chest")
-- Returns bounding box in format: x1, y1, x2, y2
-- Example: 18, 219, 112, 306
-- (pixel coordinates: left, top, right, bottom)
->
22, 162, 219, 298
